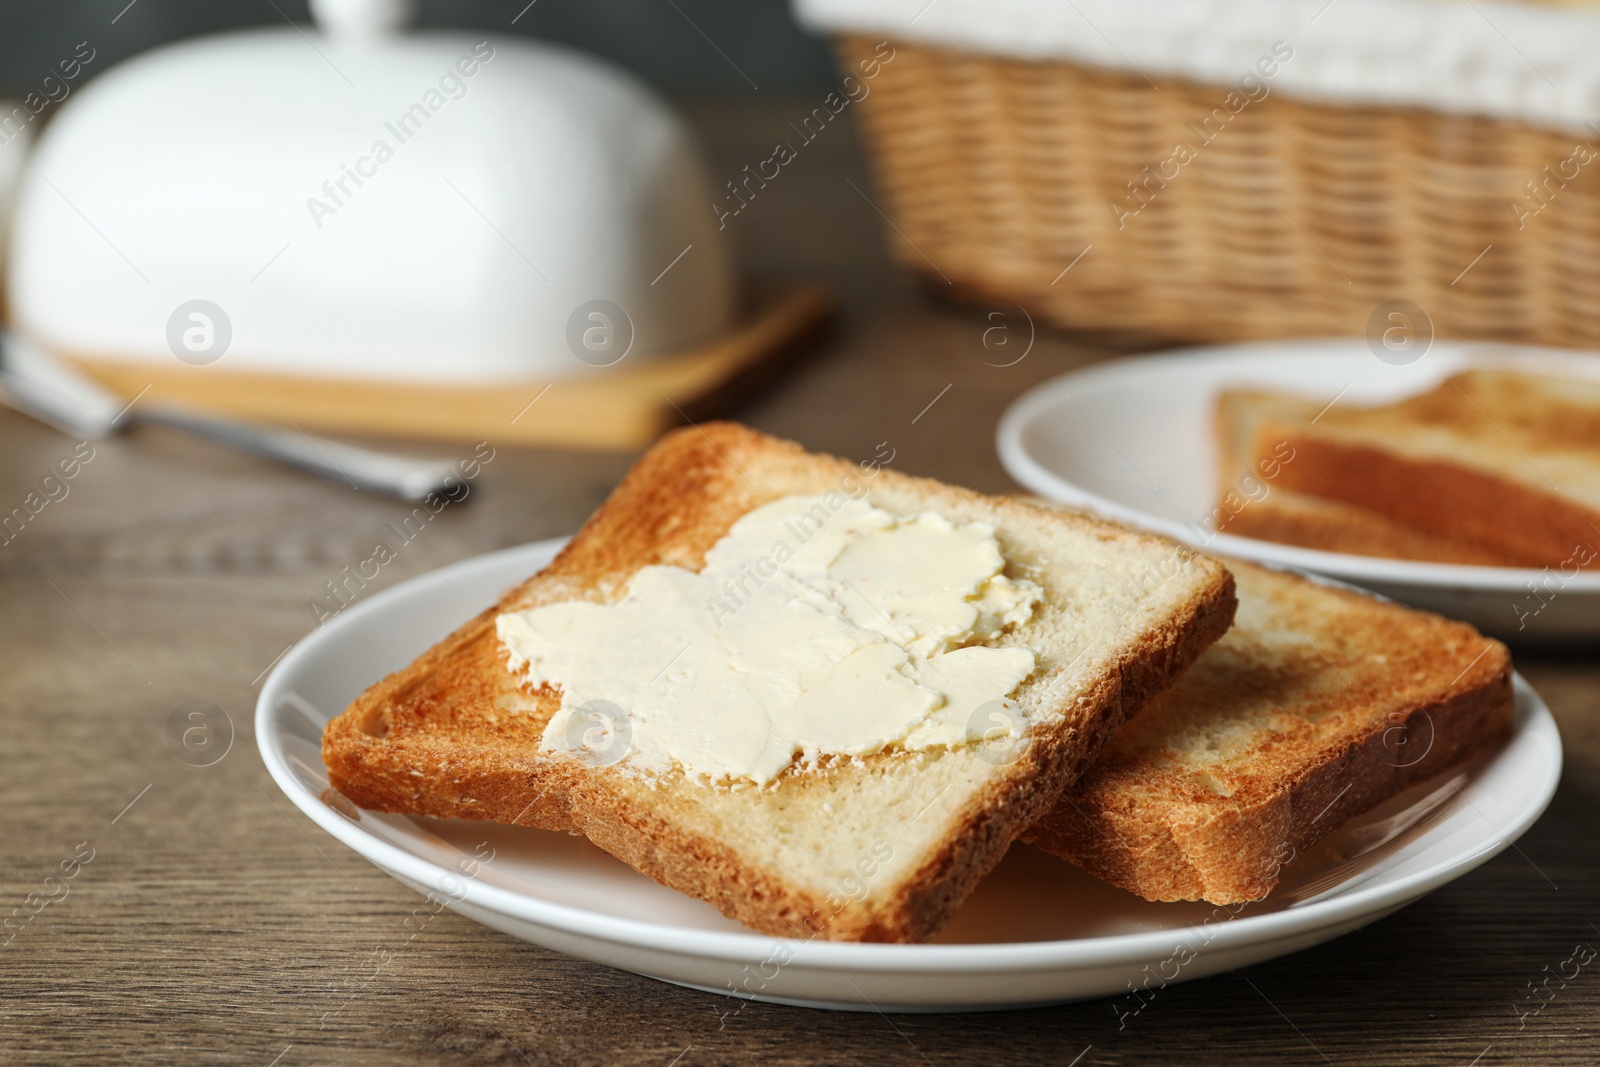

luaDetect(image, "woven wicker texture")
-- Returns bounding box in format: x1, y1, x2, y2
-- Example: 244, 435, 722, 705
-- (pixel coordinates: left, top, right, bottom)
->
839, 35, 1600, 347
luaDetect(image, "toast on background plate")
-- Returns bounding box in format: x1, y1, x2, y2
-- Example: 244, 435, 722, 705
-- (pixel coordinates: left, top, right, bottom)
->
322, 423, 1237, 942
1213, 389, 1520, 565
1026, 560, 1514, 905
1217, 371, 1600, 567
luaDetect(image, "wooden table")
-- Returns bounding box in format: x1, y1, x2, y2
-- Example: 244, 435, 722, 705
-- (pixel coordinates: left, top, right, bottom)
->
2, 99, 1595, 1066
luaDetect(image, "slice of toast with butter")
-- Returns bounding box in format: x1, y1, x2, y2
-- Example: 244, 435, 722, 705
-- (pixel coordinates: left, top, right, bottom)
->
1027, 559, 1513, 905
322, 423, 1237, 942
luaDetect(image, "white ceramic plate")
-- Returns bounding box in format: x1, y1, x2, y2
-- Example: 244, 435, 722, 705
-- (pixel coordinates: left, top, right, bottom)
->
258, 538, 1562, 1011
997, 339, 1600, 640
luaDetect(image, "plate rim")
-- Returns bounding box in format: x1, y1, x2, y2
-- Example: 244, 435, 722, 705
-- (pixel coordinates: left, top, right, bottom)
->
256, 535, 1565, 976
995, 337, 1600, 593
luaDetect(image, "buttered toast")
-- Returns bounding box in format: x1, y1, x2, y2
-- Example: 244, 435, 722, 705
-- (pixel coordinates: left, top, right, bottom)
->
322, 423, 1236, 942
1027, 560, 1513, 904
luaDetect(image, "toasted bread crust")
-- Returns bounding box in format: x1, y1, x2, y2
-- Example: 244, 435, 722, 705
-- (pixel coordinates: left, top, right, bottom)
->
323, 422, 1237, 941
1219, 492, 1519, 566
1267, 431, 1583, 567
1215, 373, 1600, 568
1026, 561, 1514, 904
1214, 388, 1544, 567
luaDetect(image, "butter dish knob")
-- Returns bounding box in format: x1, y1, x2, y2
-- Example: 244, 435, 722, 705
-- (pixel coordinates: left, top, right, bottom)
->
310, 0, 417, 41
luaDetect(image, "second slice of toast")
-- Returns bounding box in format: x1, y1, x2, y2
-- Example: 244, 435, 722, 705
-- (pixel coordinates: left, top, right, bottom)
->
1221, 373, 1600, 566
1220, 489, 1517, 566
323, 423, 1236, 942
1213, 389, 1522, 565
1027, 560, 1513, 904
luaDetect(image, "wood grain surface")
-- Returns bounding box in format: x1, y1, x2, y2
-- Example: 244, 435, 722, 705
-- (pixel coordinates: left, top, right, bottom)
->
2, 99, 1597, 1067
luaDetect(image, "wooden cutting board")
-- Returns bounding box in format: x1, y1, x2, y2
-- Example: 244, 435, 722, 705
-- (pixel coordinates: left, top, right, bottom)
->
67, 284, 831, 451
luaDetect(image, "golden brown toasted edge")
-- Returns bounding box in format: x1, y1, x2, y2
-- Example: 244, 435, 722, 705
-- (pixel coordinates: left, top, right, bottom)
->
1221, 492, 1521, 567
322, 421, 1238, 941
1391, 370, 1600, 453
1231, 373, 1599, 566
1025, 574, 1516, 905
1262, 423, 1582, 567
1213, 385, 1575, 566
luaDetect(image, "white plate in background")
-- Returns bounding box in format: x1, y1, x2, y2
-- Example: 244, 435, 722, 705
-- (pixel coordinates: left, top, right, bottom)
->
997, 339, 1600, 641
257, 538, 1562, 1011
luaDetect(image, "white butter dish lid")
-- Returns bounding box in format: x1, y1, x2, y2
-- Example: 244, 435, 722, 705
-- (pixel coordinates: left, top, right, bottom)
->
7, 9, 734, 383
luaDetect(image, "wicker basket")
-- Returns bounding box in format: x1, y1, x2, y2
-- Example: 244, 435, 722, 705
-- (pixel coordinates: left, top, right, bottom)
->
837, 34, 1600, 348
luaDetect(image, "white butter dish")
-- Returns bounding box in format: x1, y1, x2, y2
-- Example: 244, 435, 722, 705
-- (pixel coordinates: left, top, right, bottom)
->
7, 3, 734, 383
